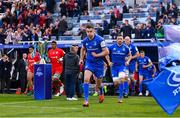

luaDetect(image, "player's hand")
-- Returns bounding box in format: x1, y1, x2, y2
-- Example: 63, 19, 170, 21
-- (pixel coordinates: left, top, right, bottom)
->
125, 61, 129, 66
152, 74, 155, 78
135, 68, 138, 72
108, 62, 113, 66
91, 52, 98, 57
79, 59, 83, 65
25, 66, 28, 70
142, 65, 146, 68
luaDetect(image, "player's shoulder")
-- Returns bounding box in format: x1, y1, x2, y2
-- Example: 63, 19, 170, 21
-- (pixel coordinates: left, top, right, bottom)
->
122, 43, 129, 50
81, 37, 88, 43
109, 43, 116, 49
95, 34, 104, 42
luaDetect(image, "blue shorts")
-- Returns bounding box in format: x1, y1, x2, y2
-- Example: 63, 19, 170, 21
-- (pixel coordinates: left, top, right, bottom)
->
84, 62, 104, 79
139, 71, 150, 79
127, 62, 136, 74
111, 65, 126, 77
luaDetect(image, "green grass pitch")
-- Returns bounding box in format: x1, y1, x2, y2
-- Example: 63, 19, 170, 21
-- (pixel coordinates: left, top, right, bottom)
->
0, 94, 180, 117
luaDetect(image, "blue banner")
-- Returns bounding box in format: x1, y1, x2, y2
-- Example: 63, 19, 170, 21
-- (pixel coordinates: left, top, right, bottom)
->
158, 43, 180, 70
164, 25, 180, 43
144, 66, 180, 115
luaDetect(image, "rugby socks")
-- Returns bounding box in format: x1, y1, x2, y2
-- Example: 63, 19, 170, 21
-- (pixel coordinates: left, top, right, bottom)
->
99, 86, 104, 95
124, 81, 129, 94
131, 81, 135, 91
139, 81, 142, 93
84, 83, 89, 101
118, 83, 123, 99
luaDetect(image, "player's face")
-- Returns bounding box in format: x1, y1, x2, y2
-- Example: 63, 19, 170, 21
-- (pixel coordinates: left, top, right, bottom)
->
117, 36, 123, 45
124, 37, 131, 45
51, 43, 57, 49
29, 48, 34, 53
140, 52, 145, 58
86, 28, 95, 39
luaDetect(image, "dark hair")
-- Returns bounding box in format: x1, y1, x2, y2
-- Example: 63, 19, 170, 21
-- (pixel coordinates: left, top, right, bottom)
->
86, 23, 94, 29
51, 40, 57, 44
140, 50, 145, 53
29, 45, 34, 49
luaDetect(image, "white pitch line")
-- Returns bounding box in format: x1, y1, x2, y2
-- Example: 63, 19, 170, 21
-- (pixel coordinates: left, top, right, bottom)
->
0, 100, 39, 105
0, 105, 79, 110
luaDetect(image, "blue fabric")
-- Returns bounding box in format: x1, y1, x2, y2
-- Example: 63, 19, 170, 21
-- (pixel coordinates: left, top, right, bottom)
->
83, 83, 89, 101
144, 66, 180, 115
139, 81, 143, 93
109, 43, 130, 66
131, 81, 135, 91
81, 34, 105, 66
99, 87, 103, 95
111, 65, 126, 77
124, 81, 129, 94
118, 83, 124, 99
84, 61, 104, 79
137, 56, 151, 71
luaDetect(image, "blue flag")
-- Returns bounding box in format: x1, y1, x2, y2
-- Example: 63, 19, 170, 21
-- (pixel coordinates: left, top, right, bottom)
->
144, 66, 180, 115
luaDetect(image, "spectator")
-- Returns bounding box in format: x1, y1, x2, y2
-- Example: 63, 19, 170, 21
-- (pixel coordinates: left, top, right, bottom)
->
96, 23, 103, 37
78, 24, 87, 40
59, 0, 67, 17
122, 1, 128, 13
146, 15, 155, 28
58, 16, 68, 36
110, 28, 118, 39
102, 15, 109, 35
143, 23, 155, 39
0, 27, 6, 44
132, 24, 142, 39
120, 20, 133, 38
155, 22, 164, 38
67, 0, 75, 17
64, 45, 79, 101
73, 2, 80, 17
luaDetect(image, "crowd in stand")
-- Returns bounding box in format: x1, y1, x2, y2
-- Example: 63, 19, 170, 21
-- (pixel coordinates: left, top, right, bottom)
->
0, 0, 179, 45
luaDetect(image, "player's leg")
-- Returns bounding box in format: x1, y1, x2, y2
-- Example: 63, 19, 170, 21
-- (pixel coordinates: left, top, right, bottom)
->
118, 71, 126, 103
111, 66, 124, 103
144, 73, 150, 96
92, 75, 98, 96
27, 71, 34, 96
123, 69, 129, 98
83, 69, 93, 107
138, 72, 143, 96
94, 67, 105, 103
129, 64, 136, 94
52, 73, 63, 96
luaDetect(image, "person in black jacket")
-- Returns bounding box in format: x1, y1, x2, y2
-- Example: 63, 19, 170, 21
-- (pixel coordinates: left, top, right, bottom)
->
64, 45, 79, 100
0, 54, 12, 93
17, 53, 28, 94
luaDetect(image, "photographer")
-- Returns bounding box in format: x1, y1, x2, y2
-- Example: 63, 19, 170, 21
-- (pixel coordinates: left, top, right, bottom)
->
0, 54, 12, 93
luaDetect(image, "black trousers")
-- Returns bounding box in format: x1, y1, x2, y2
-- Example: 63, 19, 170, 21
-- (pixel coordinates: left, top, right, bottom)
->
0, 77, 10, 93
19, 74, 27, 92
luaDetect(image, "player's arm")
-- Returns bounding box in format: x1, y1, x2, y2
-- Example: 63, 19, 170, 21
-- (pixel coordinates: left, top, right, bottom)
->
91, 41, 109, 57
79, 45, 86, 64
125, 51, 132, 66
143, 59, 153, 68
105, 55, 112, 66
152, 65, 157, 77
135, 61, 138, 72
92, 47, 109, 58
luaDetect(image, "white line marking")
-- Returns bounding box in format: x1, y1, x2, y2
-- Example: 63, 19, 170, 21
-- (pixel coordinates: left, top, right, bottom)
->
0, 105, 79, 110
0, 100, 38, 105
